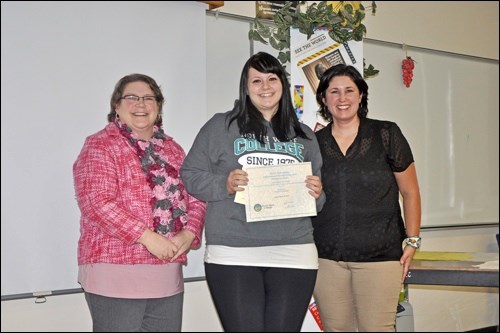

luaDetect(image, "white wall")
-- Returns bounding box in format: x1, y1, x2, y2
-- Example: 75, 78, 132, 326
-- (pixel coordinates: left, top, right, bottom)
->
1, 2, 499, 332
1, 1, 207, 297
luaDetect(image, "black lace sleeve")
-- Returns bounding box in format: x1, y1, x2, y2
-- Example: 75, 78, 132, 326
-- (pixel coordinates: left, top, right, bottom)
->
380, 122, 414, 172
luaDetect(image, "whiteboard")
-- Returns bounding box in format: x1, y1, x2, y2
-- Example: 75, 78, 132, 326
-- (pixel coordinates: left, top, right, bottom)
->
364, 39, 499, 228
1, 2, 207, 297
207, 13, 499, 228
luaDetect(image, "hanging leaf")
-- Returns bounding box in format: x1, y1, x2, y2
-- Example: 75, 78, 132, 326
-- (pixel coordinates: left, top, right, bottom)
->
249, 1, 379, 78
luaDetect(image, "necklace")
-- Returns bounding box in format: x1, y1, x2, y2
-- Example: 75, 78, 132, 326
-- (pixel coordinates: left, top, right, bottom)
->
116, 121, 187, 235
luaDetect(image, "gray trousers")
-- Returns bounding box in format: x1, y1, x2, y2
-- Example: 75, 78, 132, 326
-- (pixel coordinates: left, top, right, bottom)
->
84, 292, 183, 332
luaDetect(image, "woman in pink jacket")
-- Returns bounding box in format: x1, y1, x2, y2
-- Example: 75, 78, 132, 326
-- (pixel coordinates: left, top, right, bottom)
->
73, 73, 206, 332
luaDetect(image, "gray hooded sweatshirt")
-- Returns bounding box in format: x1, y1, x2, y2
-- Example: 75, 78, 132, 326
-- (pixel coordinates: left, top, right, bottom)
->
181, 110, 325, 248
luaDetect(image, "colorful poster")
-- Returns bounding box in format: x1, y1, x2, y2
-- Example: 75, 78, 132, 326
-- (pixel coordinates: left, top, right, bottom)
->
290, 28, 363, 131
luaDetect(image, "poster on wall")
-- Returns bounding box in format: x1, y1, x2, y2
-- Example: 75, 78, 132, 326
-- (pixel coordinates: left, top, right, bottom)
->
290, 28, 363, 131
255, 1, 298, 20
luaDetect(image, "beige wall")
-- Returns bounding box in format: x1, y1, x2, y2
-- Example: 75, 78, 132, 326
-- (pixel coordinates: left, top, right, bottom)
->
218, 1, 499, 59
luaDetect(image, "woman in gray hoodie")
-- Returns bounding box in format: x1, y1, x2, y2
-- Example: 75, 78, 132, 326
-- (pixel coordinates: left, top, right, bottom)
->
181, 52, 325, 332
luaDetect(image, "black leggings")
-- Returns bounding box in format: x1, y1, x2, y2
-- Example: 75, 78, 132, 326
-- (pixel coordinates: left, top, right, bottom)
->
205, 263, 317, 332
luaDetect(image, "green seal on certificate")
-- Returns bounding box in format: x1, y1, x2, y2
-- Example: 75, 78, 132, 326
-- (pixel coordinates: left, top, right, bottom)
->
253, 204, 262, 212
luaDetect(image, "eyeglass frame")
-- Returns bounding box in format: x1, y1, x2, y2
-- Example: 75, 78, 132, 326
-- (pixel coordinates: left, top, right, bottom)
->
120, 94, 159, 104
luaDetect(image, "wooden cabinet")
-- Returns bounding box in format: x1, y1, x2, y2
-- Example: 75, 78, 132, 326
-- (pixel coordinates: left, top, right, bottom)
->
198, 1, 224, 10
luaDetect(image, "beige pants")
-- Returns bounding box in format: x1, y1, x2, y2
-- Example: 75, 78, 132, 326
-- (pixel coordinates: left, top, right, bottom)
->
314, 259, 403, 332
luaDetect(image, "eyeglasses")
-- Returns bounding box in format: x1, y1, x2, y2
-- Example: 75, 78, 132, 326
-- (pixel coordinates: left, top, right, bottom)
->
120, 95, 158, 104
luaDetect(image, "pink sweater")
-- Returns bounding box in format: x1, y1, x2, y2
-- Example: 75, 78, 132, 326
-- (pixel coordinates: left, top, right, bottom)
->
74, 123, 205, 265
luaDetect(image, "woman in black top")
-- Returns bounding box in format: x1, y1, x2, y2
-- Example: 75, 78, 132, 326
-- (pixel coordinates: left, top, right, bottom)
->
312, 64, 421, 332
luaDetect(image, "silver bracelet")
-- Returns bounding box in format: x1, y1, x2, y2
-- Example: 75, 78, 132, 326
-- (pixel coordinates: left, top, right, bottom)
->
404, 236, 421, 249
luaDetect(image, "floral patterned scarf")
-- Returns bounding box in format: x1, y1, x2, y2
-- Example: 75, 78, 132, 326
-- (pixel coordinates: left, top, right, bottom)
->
116, 120, 187, 235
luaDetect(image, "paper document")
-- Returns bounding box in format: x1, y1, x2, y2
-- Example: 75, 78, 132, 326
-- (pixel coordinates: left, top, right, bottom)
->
235, 162, 316, 222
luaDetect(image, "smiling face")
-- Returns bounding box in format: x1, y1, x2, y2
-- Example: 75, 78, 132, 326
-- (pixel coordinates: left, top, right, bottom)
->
115, 81, 159, 140
247, 67, 283, 121
323, 75, 363, 123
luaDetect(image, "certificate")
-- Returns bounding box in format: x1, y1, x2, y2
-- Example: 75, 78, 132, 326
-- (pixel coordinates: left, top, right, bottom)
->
237, 162, 317, 222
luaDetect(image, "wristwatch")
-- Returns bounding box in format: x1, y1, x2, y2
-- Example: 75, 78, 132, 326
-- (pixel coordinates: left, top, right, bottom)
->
404, 236, 421, 249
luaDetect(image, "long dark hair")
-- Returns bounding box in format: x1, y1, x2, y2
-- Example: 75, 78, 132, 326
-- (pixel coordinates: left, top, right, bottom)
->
107, 73, 165, 126
316, 64, 369, 122
228, 52, 309, 143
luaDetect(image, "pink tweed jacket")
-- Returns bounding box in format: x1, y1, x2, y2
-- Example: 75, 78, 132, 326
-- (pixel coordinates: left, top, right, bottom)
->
74, 122, 205, 265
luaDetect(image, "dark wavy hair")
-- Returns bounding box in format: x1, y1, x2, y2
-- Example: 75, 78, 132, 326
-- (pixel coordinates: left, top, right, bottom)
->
316, 64, 369, 123
228, 52, 309, 143
107, 73, 165, 126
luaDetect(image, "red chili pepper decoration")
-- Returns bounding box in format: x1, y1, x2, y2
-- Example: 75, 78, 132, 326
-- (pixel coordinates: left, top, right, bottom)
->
402, 56, 415, 88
